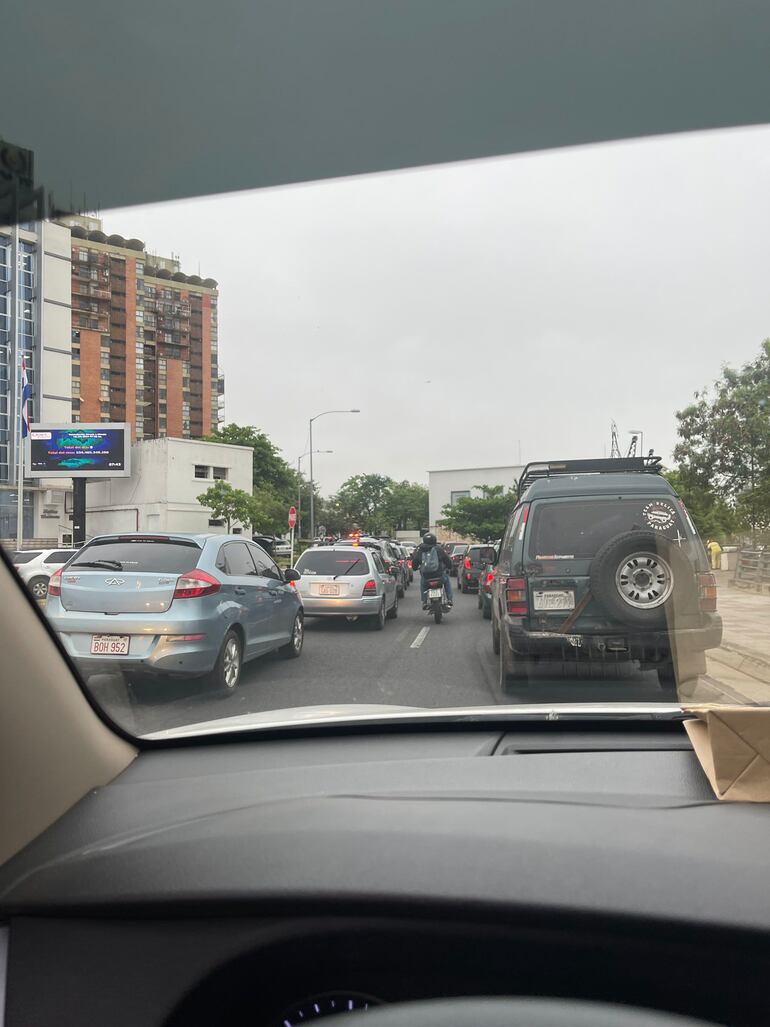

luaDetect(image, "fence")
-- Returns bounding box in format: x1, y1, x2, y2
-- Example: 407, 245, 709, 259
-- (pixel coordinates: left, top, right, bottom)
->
734, 549, 770, 594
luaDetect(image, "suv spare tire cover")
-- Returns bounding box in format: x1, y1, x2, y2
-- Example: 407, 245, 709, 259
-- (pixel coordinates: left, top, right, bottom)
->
589, 530, 696, 630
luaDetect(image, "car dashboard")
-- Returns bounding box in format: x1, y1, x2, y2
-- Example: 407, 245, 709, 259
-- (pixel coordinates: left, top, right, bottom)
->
2, 723, 770, 1026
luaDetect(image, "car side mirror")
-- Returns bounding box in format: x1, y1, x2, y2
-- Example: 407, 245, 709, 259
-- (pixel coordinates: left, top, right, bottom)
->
388, 565, 397, 576
283, 568, 301, 582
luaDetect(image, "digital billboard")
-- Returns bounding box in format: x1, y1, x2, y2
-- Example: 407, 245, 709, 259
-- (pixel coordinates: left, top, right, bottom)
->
26, 423, 132, 478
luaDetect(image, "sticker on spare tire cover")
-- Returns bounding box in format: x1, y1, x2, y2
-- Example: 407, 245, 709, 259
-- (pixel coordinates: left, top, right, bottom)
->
642, 501, 677, 532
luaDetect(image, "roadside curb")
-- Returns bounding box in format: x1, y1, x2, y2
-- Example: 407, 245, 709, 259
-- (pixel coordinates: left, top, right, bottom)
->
709, 642, 770, 686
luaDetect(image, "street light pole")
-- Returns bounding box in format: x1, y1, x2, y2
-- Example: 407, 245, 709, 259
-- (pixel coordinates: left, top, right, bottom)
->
297, 449, 332, 538
308, 409, 360, 540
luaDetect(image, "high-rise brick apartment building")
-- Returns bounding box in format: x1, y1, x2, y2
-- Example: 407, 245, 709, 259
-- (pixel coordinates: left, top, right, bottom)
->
60, 215, 224, 441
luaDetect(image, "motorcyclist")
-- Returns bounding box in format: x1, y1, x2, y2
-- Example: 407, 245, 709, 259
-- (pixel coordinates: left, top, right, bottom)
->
411, 532, 453, 609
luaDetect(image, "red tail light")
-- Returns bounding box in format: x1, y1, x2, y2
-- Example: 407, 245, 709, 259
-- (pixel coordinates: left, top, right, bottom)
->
698, 572, 718, 612
47, 568, 62, 597
363, 579, 378, 596
173, 569, 221, 599
505, 576, 528, 615
464, 557, 471, 569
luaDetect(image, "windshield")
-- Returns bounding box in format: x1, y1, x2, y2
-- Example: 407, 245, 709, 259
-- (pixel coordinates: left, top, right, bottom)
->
4, 124, 770, 738
296, 551, 369, 576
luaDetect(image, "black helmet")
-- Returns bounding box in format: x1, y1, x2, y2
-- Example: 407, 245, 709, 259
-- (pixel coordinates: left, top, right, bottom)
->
422, 532, 437, 546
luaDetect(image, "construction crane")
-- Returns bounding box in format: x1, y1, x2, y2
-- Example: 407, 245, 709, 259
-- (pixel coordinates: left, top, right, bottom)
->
610, 421, 622, 459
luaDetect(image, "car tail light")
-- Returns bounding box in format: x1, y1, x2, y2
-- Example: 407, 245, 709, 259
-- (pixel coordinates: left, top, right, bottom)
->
363, 579, 378, 596
464, 557, 471, 569
47, 568, 62, 597
518, 504, 530, 540
698, 572, 718, 612
505, 577, 528, 615
485, 571, 494, 591
173, 569, 221, 599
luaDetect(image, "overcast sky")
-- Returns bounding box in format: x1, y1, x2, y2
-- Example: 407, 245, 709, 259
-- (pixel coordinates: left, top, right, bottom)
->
106, 125, 770, 494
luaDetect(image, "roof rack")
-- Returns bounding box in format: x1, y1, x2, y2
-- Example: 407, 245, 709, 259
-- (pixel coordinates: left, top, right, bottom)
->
518, 456, 662, 495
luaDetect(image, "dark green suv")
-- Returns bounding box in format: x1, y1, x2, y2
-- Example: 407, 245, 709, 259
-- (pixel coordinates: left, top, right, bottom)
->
490, 458, 722, 694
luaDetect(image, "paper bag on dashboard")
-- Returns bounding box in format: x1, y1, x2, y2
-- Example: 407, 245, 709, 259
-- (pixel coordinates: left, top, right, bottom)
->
683, 705, 770, 802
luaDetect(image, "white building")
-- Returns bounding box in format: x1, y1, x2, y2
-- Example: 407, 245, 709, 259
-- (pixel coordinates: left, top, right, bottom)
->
85, 437, 253, 536
0, 221, 73, 542
428, 464, 523, 539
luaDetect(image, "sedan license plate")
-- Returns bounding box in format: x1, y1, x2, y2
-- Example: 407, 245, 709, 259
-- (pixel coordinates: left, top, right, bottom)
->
533, 590, 575, 611
319, 583, 340, 596
428, 588, 443, 599
90, 634, 130, 655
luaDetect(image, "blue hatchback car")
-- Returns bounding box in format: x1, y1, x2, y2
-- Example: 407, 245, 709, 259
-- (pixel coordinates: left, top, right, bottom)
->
45, 533, 304, 694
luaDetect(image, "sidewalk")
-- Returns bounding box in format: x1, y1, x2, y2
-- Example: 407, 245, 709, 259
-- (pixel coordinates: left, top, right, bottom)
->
709, 570, 770, 688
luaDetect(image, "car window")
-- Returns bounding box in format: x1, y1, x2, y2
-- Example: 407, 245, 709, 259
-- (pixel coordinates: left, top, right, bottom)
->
69, 539, 201, 573
296, 551, 369, 575
43, 551, 75, 564
221, 542, 258, 576
250, 545, 282, 580
372, 553, 386, 575
11, 552, 42, 564
528, 498, 689, 561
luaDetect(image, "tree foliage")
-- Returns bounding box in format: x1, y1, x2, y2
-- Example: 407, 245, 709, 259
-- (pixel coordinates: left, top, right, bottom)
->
196, 481, 255, 533
206, 423, 296, 501
438, 485, 518, 541
673, 339, 770, 537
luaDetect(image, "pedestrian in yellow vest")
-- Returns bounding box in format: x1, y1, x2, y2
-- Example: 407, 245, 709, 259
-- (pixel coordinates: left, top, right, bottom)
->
706, 539, 722, 570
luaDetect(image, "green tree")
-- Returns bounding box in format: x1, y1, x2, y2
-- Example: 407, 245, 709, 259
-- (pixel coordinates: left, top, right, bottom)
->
333, 474, 395, 534
663, 469, 737, 541
248, 484, 290, 536
673, 339, 770, 537
197, 481, 255, 533
383, 481, 429, 533
206, 423, 295, 501
438, 485, 518, 541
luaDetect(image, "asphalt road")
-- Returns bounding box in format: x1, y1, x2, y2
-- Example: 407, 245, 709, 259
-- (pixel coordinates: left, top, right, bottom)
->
89, 578, 675, 737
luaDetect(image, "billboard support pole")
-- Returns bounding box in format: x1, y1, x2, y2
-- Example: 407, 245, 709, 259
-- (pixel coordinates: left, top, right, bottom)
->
73, 479, 87, 546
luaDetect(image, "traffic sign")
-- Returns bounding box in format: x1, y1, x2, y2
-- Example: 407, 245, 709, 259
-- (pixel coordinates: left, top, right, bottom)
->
288, 506, 297, 529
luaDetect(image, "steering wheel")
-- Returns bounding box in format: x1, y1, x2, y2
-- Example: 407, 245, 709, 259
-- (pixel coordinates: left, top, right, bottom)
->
338, 997, 713, 1026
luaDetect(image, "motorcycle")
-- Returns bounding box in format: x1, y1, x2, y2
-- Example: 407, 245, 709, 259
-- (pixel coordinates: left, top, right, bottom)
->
425, 576, 451, 624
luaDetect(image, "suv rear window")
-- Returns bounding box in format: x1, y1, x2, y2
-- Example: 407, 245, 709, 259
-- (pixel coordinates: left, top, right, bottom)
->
469, 545, 496, 563
451, 544, 468, 555
70, 538, 202, 573
296, 551, 370, 575
528, 498, 688, 560
11, 551, 42, 564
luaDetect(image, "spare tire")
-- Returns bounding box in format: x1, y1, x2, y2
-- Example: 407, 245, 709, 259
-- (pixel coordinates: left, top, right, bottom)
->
589, 530, 696, 629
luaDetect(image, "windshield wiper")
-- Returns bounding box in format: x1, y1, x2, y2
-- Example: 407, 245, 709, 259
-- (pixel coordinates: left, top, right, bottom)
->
72, 559, 124, 571
333, 564, 364, 580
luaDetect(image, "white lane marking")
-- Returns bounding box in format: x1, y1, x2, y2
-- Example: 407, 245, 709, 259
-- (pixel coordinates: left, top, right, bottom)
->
410, 626, 430, 649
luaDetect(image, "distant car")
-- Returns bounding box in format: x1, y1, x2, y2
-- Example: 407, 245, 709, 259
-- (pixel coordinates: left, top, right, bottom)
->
294, 545, 398, 627
271, 538, 292, 558
10, 548, 77, 599
477, 544, 500, 620
447, 543, 469, 577
45, 533, 304, 694
336, 536, 406, 597
389, 541, 413, 587
252, 535, 291, 558
458, 543, 498, 593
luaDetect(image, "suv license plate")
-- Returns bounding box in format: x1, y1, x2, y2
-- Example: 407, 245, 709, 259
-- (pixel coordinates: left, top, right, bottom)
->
90, 634, 130, 655
428, 588, 443, 599
533, 590, 575, 611
319, 583, 339, 596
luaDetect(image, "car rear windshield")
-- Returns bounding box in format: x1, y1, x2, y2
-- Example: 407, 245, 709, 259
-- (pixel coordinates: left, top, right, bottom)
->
69, 538, 202, 573
451, 544, 468, 554
296, 551, 370, 575
469, 546, 496, 562
11, 551, 42, 564
528, 498, 689, 560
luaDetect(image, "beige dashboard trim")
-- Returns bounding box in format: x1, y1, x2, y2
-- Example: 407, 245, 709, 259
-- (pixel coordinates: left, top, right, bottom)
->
0, 556, 136, 866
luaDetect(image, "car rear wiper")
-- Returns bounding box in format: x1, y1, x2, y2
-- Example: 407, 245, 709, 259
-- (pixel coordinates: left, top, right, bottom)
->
71, 559, 124, 571
333, 564, 363, 579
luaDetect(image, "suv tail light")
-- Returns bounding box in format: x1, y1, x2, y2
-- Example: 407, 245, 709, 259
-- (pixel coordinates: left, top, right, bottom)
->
47, 568, 62, 597
505, 577, 528, 615
698, 572, 718, 612
173, 570, 221, 599
363, 579, 378, 596
485, 571, 494, 590
464, 557, 471, 569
